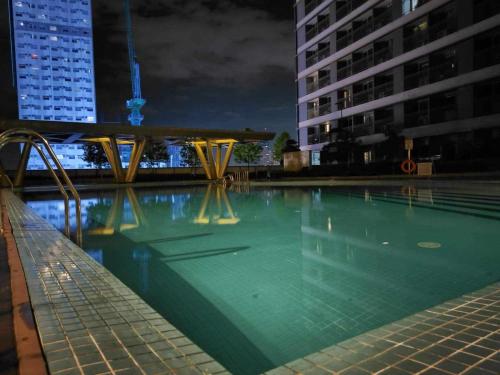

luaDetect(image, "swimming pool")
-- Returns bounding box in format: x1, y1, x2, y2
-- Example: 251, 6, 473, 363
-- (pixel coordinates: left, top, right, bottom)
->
23, 184, 500, 374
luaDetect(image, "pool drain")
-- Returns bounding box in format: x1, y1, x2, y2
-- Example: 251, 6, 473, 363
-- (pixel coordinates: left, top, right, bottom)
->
417, 242, 442, 249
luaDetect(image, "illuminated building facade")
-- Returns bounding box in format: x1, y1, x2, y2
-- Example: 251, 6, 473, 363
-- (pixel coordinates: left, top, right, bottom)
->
9, 0, 96, 169
295, 0, 500, 164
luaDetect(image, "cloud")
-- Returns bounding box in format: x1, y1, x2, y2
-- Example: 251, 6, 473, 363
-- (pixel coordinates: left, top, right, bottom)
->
100, 0, 295, 87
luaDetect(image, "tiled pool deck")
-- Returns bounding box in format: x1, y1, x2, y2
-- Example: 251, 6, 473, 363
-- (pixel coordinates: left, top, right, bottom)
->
3, 190, 228, 375
3, 189, 500, 375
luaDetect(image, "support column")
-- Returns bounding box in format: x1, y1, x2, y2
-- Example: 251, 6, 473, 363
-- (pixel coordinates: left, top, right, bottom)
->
194, 143, 213, 179
14, 141, 32, 187
101, 137, 124, 183
215, 144, 222, 178
192, 140, 237, 180
218, 141, 235, 179
125, 138, 146, 183
206, 141, 217, 179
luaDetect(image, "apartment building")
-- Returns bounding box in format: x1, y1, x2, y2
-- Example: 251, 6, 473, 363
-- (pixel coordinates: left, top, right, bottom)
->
295, 0, 500, 164
9, 0, 96, 169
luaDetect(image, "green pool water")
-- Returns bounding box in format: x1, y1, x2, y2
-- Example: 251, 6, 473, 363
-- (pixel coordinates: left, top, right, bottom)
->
24, 184, 500, 374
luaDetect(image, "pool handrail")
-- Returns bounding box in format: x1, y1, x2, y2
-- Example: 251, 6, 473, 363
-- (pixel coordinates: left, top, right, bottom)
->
0, 129, 82, 245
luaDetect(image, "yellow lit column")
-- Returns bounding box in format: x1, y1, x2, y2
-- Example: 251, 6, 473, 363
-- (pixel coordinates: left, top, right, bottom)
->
194, 142, 213, 180
101, 137, 125, 183
217, 141, 235, 179
125, 137, 146, 183
192, 139, 237, 181
206, 141, 217, 180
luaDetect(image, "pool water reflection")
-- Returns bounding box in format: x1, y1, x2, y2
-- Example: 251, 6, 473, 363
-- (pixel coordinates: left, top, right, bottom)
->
23, 185, 500, 374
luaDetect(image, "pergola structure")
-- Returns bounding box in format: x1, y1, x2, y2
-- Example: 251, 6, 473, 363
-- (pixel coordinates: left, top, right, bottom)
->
0, 120, 274, 185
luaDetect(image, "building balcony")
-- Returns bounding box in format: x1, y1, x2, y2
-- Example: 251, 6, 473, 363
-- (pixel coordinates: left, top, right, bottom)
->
474, 0, 500, 23
306, 73, 331, 94
474, 94, 500, 117
336, 0, 368, 22
474, 43, 500, 70
404, 104, 458, 128
337, 45, 392, 81
308, 101, 332, 119
403, 17, 457, 52
352, 7, 393, 45
351, 122, 374, 137
306, 16, 330, 41
404, 60, 457, 91
306, 45, 331, 68
342, 80, 393, 108
373, 80, 393, 99
305, 0, 325, 15
336, 31, 353, 51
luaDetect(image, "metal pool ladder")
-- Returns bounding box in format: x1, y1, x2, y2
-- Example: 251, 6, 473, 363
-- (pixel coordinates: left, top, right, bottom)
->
0, 129, 82, 246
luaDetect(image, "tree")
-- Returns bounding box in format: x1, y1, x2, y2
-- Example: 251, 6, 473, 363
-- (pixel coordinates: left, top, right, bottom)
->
272, 132, 290, 163
143, 141, 169, 168
82, 143, 109, 175
282, 138, 300, 153
180, 144, 200, 174
233, 142, 263, 170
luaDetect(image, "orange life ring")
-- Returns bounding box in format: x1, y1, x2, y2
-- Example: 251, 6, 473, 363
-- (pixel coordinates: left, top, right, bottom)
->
400, 159, 416, 174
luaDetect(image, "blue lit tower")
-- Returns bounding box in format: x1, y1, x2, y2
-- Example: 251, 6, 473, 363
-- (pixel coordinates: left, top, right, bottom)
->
124, 0, 145, 126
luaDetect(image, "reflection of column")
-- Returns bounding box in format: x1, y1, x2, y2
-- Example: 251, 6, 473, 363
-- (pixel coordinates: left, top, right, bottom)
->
133, 248, 151, 293
14, 141, 32, 187
125, 188, 147, 228
194, 185, 239, 225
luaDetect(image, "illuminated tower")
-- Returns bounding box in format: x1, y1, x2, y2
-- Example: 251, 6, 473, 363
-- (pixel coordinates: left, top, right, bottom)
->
124, 0, 145, 126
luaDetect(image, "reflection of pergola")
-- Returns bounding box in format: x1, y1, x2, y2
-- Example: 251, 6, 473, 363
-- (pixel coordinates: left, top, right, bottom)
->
87, 188, 145, 236
0, 120, 274, 184
194, 184, 240, 225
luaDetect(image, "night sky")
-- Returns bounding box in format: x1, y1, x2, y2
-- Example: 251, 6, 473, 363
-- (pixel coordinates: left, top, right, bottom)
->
0, 0, 296, 135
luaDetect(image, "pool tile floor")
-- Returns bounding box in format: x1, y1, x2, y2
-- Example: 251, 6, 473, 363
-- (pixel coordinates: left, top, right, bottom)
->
3, 190, 500, 374
267, 284, 500, 374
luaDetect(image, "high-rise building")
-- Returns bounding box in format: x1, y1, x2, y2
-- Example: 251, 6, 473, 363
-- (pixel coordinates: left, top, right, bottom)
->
295, 0, 500, 165
9, 0, 96, 169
